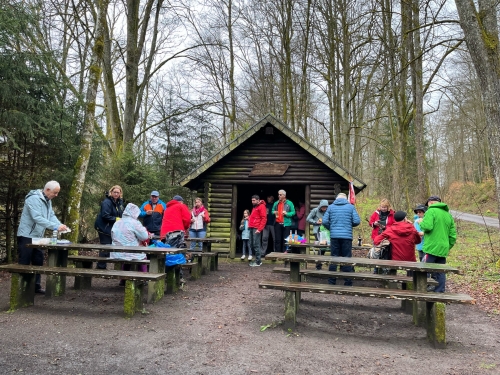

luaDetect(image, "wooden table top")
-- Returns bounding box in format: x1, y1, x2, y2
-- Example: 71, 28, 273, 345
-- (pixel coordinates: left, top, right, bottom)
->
27, 243, 186, 254
264, 252, 461, 273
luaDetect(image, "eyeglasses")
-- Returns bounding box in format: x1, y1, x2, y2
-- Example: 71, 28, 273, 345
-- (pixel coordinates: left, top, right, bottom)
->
278, 193, 284, 196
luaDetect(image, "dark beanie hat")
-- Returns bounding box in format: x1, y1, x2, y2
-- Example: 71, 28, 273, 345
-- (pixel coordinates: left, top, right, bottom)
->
172, 195, 183, 202
394, 210, 407, 222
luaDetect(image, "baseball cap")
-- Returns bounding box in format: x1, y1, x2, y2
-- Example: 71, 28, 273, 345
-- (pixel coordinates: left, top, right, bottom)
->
151, 191, 159, 197
413, 204, 427, 214
425, 195, 441, 206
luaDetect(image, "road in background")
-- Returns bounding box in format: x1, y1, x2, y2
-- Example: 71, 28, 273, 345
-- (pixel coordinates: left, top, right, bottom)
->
450, 210, 499, 228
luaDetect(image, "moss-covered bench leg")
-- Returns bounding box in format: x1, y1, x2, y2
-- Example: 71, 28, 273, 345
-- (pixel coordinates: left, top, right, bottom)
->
74, 260, 93, 290
426, 301, 446, 349
401, 281, 414, 315
210, 253, 219, 271
46, 248, 67, 297
283, 291, 297, 330
413, 271, 428, 326
9, 272, 36, 311
165, 266, 180, 294
147, 254, 165, 304
123, 280, 145, 318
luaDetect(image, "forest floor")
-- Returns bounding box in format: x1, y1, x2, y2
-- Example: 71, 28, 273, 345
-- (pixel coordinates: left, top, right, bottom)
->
0, 258, 499, 375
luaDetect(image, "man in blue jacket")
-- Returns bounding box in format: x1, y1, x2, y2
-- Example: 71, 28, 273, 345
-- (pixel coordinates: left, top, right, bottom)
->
322, 192, 360, 285
17, 181, 68, 294
139, 191, 167, 236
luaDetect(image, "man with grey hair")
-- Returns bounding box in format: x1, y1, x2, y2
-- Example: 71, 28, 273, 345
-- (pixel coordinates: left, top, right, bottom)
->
272, 189, 295, 253
17, 181, 68, 294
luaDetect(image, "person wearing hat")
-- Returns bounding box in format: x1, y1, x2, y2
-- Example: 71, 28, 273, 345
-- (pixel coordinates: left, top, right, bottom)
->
139, 191, 167, 236
413, 204, 427, 261
419, 196, 457, 293
322, 192, 361, 285
160, 195, 191, 241
374, 211, 421, 264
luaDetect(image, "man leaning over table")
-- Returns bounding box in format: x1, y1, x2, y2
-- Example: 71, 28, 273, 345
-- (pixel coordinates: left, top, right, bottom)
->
418, 195, 457, 293
17, 181, 68, 294
322, 193, 360, 286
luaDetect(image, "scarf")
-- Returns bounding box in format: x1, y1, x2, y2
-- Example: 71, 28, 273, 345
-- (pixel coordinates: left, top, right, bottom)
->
192, 205, 206, 217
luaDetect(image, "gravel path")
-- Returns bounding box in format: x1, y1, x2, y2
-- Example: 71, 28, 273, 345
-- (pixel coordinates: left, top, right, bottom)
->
0, 260, 499, 374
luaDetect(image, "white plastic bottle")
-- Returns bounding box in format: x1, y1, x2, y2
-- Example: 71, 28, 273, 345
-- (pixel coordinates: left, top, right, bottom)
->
50, 229, 58, 245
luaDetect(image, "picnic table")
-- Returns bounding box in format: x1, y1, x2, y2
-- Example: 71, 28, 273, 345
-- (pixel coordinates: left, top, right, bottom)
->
187, 237, 227, 252
27, 243, 185, 304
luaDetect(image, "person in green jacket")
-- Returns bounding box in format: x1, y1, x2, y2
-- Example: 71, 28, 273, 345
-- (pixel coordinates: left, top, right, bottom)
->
272, 189, 296, 253
418, 195, 457, 292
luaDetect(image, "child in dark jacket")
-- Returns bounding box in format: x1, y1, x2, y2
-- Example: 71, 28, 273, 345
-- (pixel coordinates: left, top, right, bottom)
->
239, 210, 251, 260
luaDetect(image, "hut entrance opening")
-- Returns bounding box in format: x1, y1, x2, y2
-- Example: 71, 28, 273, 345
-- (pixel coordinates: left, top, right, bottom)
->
235, 184, 305, 254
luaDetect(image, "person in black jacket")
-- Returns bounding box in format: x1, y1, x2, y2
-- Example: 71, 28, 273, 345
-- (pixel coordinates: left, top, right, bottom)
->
94, 185, 125, 269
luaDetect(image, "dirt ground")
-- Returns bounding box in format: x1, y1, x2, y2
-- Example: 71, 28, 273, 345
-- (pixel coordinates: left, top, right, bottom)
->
0, 259, 499, 375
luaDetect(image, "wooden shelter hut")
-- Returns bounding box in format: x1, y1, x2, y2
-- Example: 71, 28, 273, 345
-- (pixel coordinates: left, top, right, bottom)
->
180, 114, 366, 258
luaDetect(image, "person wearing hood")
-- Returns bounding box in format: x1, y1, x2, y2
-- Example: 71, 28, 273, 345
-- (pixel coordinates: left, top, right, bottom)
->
94, 185, 125, 269
322, 193, 360, 285
112, 203, 150, 285
272, 189, 296, 253
248, 195, 267, 267
139, 191, 166, 236
373, 211, 421, 262
419, 196, 457, 293
306, 199, 329, 241
17, 181, 69, 294
413, 204, 427, 261
112, 203, 150, 247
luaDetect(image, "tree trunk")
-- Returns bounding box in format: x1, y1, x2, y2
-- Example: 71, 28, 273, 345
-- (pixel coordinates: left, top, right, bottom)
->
66, 0, 108, 243
454, 0, 500, 223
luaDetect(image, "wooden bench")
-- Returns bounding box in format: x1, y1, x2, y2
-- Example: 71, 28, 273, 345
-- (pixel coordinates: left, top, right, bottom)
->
259, 280, 475, 348
272, 267, 438, 286
0, 264, 165, 318
188, 251, 219, 274
68, 255, 151, 289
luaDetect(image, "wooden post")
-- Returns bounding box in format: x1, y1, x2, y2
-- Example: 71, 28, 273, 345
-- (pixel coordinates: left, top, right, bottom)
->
229, 184, 238, 259
147, 254, 165, 304
124, 280, 144, 318
290, 261, 301, 311
305, 184, 311, 246
165, 266, 177, 294
46, 248, 67, 297
284, 291, 297, 330
74, 260, 92, 290
413, 271, 427, 326
9, 272, 35, 311
426, 301, 446, 349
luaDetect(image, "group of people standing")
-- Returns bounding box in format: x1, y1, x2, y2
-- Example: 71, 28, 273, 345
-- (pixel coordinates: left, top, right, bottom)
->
239, 190, 307, 266
368, 196, 456, 292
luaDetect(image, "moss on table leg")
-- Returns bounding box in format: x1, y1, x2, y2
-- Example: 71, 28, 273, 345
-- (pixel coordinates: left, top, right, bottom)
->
283, 291, 297, 330
9, 273, 35, 312
124, 280, 143, 318
426, 301, 446, 349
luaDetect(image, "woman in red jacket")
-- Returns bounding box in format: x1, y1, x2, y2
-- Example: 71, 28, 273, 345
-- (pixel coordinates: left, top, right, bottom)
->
160, 195, 191, 242
369, 198, 395, 242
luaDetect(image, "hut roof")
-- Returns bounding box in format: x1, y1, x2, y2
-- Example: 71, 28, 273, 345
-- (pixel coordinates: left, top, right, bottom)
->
179, 114, 366, 190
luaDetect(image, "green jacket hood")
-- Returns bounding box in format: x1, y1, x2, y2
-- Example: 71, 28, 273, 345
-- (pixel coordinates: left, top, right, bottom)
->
427, 202, 449, 212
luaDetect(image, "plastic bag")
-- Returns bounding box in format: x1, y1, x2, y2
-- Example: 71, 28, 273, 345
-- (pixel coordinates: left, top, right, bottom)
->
165, 253, 186, 266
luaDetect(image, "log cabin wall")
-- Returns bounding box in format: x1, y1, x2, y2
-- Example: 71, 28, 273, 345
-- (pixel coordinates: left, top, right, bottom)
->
193, 127, 349, 255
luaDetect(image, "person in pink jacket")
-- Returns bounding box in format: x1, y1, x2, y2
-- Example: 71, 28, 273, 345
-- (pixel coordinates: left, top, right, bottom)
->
248, 195, 267, 267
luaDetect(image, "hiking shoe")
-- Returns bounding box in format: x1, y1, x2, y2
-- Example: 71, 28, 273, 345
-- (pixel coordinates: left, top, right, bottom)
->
248, 255, 253, 261
35, 288, 46, 295
240, 255, 246, 260
250, 261, 262, 267
427, 285, 436, 292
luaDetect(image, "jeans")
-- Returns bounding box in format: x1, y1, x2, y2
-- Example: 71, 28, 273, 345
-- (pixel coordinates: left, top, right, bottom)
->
189, 229, 206, 250
274, 223, 291, 253
261, 224, 275, 254
328, 238, 353, 286
249, 228, 262, 263
425, 253, 447, 292
241, 239, 251, 256
17, 236, 44, 289
97, 232, 112, 269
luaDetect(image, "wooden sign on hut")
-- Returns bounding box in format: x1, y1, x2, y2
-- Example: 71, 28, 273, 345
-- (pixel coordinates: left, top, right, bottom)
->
180, 114, 366, 258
